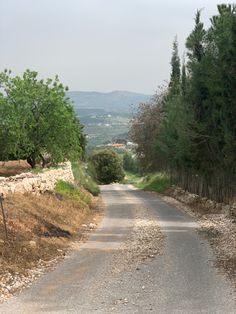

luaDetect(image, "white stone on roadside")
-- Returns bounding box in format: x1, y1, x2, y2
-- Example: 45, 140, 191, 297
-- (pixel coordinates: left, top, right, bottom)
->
89, 223, 96, 229
29, 240, 36, 247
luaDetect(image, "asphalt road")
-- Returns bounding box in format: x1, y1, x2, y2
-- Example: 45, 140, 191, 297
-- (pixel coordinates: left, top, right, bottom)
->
0, 184, 235, 313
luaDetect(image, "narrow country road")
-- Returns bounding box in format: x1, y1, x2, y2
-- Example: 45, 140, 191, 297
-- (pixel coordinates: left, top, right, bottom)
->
0, 184, 235, 313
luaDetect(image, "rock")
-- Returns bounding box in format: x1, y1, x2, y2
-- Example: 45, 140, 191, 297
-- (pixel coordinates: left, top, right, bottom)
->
89, 223, 96, 229
29, 240, 36, 248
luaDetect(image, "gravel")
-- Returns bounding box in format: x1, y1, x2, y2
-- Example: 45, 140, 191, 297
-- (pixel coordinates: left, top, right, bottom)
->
112, 205, 164, 273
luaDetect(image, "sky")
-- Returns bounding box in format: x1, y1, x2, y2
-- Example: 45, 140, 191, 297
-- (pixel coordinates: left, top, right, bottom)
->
0, 0, 225, 94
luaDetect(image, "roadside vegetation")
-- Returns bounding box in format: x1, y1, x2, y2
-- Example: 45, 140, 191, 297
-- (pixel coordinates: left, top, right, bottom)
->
136, 174, 171, 193
130, 4, 236, 206
124, 172, 171, 193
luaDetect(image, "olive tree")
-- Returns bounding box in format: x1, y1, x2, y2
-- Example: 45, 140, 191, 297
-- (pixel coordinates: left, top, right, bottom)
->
0, 70, 83, 167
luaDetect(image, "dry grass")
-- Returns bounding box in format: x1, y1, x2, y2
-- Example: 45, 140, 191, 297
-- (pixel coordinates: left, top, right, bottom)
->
0, 190, 99, 275
0, 160, 31, 177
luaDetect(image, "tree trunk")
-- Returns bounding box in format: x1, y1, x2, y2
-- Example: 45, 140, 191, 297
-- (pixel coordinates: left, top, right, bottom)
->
39, 154, 46, 168
27, 156, 36, 168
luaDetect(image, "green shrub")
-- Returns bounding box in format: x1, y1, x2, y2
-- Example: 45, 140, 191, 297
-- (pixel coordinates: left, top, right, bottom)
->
89, 149, 125, 184
123, 152, 140, 173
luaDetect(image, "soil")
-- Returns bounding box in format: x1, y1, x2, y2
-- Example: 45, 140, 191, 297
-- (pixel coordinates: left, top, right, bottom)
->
0, 160, 31, 177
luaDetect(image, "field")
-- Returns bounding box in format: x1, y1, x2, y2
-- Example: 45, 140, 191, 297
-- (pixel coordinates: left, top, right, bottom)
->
80, 113, 130, 148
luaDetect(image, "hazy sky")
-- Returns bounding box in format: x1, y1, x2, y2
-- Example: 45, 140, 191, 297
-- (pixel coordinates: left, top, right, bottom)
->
0, 0, 224, 94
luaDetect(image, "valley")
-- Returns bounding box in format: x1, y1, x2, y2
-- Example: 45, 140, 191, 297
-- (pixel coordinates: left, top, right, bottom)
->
67, 90, 151, 148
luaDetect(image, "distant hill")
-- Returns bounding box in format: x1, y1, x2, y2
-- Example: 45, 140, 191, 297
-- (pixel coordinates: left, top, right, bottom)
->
67, 90, 151, 115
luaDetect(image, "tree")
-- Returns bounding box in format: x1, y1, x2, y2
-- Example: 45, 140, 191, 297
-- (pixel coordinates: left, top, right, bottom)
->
89, 149, 125, 184
0, 70, 84, 167
129, 91, 165, 171
169, 37, 181, 96
123, 152, 139, 173
130, 4, 236, 203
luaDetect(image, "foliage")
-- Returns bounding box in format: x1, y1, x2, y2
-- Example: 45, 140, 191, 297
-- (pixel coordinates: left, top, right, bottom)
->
71, 161, 100, 196
0, 70, 84, 168
89, 149, 125, 184
130, 4, 236, 204
123, 152, 140, 173
129, 92, 165, 171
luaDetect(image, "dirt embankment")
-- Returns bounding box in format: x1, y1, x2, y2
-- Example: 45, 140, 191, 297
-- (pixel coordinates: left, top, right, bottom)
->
161, 186, 236, 291
0, 160, 30, 178
0, 188, 101, 302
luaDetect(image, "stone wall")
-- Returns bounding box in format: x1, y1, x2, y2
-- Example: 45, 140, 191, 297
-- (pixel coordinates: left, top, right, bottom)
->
0, 162, 74, 196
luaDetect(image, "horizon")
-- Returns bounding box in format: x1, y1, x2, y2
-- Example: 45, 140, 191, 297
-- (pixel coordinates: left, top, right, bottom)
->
68, 89, 152, 96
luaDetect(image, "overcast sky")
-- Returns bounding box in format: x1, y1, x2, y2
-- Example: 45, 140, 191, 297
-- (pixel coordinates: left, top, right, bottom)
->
0, 0, 224, 94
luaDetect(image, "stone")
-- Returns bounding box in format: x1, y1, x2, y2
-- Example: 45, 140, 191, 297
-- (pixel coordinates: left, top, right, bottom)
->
29, 241, 37, 248
89, 223, 96, 229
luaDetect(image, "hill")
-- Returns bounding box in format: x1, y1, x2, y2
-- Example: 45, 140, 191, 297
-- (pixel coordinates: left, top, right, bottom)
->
67, 90, 151, 148
67, 90, 151, 115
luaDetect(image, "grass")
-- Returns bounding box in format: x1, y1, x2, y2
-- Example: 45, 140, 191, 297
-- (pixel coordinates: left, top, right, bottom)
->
124, 172, 171, 193
55, 180, 92, 205
71, 161, 100, 196
137, 173, 171, 193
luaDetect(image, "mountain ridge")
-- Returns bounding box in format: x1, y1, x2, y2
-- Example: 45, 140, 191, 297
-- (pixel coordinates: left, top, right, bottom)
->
67, 90, 151, 114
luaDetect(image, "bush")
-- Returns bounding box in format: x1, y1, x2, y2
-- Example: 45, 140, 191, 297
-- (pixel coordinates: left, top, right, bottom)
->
89, 149, 125, 184
123, 152, 140, 173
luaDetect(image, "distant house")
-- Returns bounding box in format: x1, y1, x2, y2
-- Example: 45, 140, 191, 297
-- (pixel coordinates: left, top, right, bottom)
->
111, 143, 126, 149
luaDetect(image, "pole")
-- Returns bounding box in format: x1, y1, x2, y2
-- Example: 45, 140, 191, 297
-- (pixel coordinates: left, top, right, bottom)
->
0, 193, 8, 241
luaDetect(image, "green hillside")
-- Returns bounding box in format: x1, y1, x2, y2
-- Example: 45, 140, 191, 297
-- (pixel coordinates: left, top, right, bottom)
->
67, 91, 151, 148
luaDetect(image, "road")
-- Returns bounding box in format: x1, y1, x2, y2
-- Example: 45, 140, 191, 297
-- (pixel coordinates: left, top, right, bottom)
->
0, 184, 235, 313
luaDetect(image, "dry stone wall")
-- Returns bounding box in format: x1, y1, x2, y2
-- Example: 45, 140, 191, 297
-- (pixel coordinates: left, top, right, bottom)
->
0, 162, 74, 196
